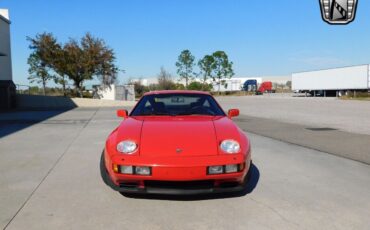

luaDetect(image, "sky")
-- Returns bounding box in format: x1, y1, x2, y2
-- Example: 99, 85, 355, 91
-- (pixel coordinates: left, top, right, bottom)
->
1, 0, 370, 86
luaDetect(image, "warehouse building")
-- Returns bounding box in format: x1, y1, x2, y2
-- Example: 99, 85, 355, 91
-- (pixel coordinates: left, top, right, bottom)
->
0, 9, 15, 109
292, 65, 370, 97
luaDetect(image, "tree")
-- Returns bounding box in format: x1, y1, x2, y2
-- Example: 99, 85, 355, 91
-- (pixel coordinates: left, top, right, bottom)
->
211, 51, 234, 94
27, 33, 60, 65
27, 32, 118, 97
49, 48, 69, 96
176, 50, 195, 89
198, 55, 215, 90
60, 33, 118, 97
27, 53, 54, 95
27, 33, 60, 95
133, 79, 149, 98
157, 67, 175, 90
286, 81, 292, 90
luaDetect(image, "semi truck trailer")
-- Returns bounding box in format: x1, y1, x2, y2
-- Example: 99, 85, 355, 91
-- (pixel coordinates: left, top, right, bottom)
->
292, 65, 370, 96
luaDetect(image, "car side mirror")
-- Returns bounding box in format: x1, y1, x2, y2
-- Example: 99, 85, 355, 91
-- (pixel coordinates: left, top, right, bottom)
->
117, 109, 128, 118
228, 109, 239, 118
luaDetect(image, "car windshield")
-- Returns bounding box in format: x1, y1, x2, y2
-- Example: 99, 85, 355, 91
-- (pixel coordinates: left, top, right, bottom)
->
130, 93, 226, 116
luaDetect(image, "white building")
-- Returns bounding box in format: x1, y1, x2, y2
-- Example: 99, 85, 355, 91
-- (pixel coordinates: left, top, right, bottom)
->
130, 78, 158, 86
261, 76, 291, 85
0, 9, 15, 109
0, 9, 12, 80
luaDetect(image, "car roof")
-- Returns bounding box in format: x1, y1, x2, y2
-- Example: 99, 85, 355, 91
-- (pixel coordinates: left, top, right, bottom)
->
143, 90, 211, 96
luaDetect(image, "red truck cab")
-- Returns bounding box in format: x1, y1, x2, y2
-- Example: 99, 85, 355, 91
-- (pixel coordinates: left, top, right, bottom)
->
257, 81, 275, 94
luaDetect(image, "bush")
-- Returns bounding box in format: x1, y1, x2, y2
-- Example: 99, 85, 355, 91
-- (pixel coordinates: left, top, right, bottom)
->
174, 83, 185, 90
157, 67, 176, 90
187, 82, 202, 90
187, 82, 213, 91
134, 81, 149, 98
82, 91, 93, 98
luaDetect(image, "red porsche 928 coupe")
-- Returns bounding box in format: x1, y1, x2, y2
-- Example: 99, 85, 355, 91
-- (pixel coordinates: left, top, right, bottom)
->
101, 90, 252, 195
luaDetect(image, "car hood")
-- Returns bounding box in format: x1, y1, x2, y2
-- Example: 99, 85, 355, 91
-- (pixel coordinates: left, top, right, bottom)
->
115, 116, 242, 157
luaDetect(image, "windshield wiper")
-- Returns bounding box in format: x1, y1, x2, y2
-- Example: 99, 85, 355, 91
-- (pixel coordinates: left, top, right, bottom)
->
139, 112, 174, 116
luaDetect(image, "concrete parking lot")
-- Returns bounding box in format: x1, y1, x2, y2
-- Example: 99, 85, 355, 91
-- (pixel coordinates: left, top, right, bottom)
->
217, 95, 370, 135
1, 97, 370, 229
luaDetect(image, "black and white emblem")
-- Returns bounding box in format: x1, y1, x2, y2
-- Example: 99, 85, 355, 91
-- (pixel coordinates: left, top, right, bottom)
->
319, 0, 358, 25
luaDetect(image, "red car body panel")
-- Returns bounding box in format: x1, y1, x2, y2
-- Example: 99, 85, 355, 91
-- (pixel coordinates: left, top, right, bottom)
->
102, 90, 252, 194
140, 116, 218, 157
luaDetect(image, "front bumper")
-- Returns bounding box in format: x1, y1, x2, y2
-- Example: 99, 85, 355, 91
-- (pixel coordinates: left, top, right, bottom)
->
102, 150, 251, 195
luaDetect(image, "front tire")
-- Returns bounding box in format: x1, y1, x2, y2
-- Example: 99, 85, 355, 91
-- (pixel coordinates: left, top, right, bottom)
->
100, 151, 119, 190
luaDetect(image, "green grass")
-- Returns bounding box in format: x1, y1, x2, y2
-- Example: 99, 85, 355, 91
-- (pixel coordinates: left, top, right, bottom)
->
340, 97, 370, 101
340, 92, 370, 101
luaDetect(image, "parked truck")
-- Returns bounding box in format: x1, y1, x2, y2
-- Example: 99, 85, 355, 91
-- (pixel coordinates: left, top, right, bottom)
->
258, 81, 275, 93
243, 79, 258, 92
243, 80, 275, 94
292, 65, 370, 97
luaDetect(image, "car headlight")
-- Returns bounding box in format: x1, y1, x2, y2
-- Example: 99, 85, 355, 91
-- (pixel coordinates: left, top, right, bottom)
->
220, 140, 240, 154
116, 140, 137, 154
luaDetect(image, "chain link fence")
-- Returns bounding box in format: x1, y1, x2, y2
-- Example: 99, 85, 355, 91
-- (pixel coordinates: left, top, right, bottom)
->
15, 84, 136, 100
15, 84, 91, 97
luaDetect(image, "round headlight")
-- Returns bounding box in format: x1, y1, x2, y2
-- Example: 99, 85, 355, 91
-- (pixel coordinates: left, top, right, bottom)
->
117, 140, 137, 154
220, 140, 240, 154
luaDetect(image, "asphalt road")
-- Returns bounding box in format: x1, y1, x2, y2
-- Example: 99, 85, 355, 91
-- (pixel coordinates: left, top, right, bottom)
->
1, 106, 370, 229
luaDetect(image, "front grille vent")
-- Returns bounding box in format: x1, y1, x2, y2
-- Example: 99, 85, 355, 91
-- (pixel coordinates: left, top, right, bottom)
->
144, 180, 214, 190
